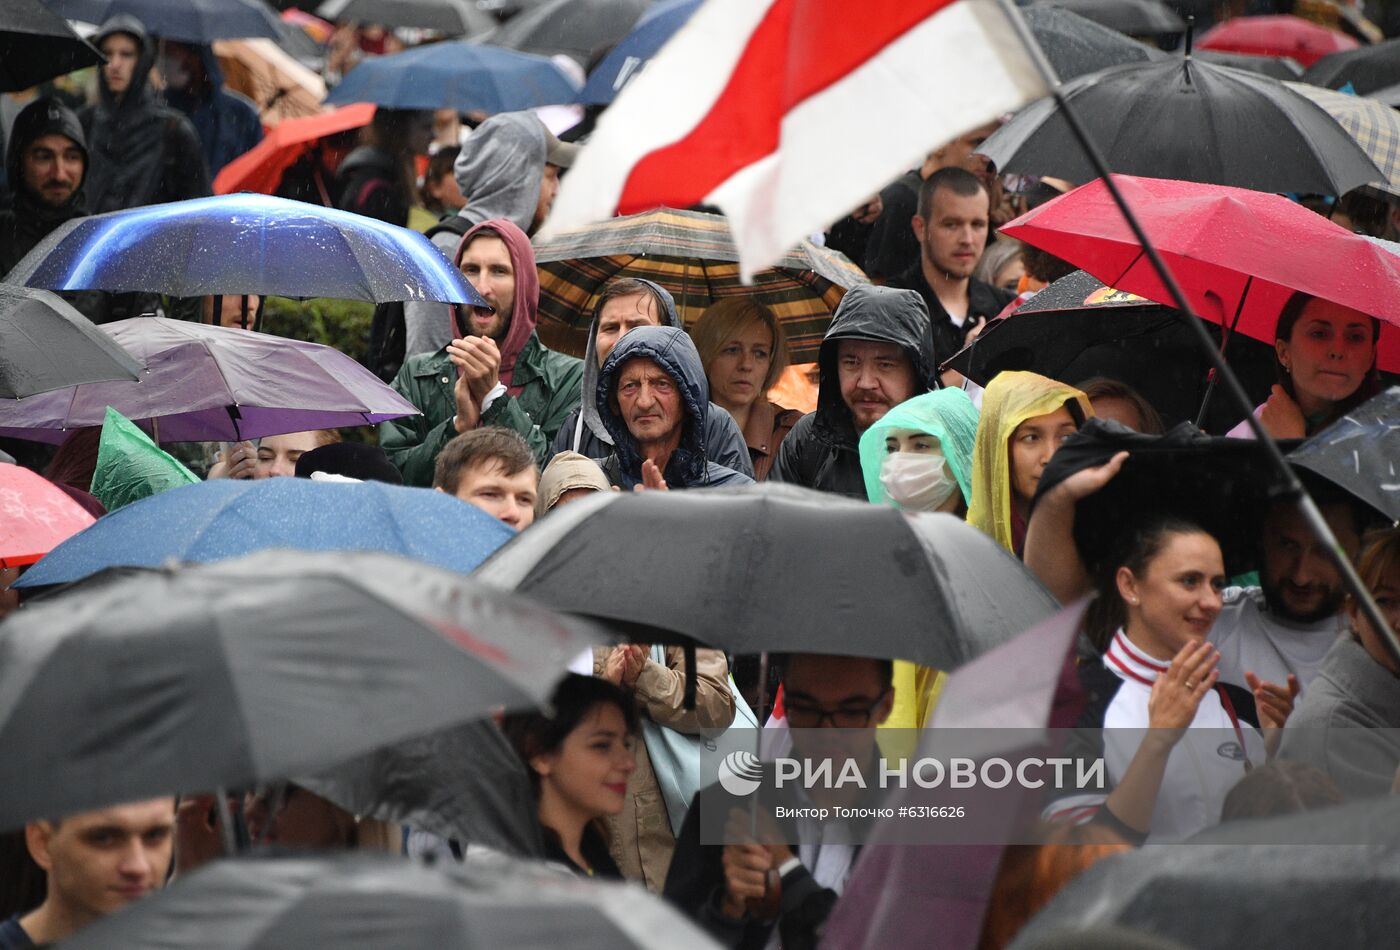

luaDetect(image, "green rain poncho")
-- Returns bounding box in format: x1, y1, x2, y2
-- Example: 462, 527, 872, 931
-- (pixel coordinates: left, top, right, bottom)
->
857, 388, 980, 510
90, 406, 198, 512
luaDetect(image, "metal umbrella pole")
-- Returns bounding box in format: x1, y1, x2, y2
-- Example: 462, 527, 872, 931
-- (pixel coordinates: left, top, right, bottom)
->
993, 0, 1400, 666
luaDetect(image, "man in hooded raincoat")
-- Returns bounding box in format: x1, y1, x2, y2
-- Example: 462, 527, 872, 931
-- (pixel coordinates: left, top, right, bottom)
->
594, 325, 753, 490
80, 15, 211, 214
768, 285, 937, 497
159, 41, 262, 177
550, 278, 754, 479
380, 218, 583, 486
0, 98, 91, 277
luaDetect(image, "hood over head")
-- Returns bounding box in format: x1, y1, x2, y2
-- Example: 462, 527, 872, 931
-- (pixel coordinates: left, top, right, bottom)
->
453, 112, 548, 235
815, 284, 938, 445
966, 370, 1093, 554
452, 218, 539, 394
573, 278, 679, 450
535, 450, 610, 518
5, 96, 88, 209
596, 324, 709, 486
859, 388, 981, 508
92, 14, 155, 111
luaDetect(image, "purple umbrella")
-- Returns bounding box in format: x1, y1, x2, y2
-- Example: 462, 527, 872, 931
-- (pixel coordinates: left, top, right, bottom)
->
0, 318, 419, 443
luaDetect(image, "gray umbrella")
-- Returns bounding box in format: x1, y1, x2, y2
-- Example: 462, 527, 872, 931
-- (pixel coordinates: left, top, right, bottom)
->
0, 550, 606, 830
1035, 0, 1184, 36
1287, 386, 1400, 521
1023, 5, 1166, 81
62, 852, 723, 950
0, 284, 141, 398
475, 483, 1058, 668
1008, 798, 1400, 950
317, 0, 495, 35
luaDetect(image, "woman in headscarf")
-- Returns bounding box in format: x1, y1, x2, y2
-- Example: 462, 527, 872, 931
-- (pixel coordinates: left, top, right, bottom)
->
967, 371, 1092, 557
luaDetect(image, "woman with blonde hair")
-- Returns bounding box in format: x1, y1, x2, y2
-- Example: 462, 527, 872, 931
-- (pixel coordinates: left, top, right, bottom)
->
690, 298, 800, 481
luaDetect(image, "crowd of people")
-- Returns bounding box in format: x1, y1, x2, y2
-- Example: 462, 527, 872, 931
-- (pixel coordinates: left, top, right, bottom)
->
1, 2, 1398, 949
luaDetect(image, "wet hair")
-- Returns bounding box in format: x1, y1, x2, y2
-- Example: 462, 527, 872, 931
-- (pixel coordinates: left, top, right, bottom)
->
1020, 243, 1076, 286
364, 108, 432, 207
690, 297, 790, 393
1273, 292, 1381, 427
501, 674, 639, 794
1219, 761, 1344, 823
593, 278, 669, 325
1084, 516, 1216, 652
1077, 377, 1166, 435
432, 427, 536, 495
974, 238, 1023, 287
917, 166, 986, 221
418, 144, 460, 208
1356, 527, 1400, 599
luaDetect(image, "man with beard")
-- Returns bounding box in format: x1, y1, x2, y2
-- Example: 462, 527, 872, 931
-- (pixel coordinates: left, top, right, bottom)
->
0, 98, 88, 277
380, 218, 583, 486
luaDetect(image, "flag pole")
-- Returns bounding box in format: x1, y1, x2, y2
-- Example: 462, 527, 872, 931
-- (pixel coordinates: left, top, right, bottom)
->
991, 0, 1400, 666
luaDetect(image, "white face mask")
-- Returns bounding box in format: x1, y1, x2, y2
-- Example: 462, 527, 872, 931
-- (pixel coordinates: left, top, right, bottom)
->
879, 450, 958, 512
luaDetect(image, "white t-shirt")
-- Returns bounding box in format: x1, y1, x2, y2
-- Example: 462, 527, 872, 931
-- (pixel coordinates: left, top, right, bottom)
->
1209, 587, 1343, 692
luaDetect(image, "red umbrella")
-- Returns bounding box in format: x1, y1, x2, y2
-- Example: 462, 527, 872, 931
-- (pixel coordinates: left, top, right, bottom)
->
0, 465, 96, 568
1198, 14, 1358, 68
1000, 175, 1400, 372
214, 102, 375, 197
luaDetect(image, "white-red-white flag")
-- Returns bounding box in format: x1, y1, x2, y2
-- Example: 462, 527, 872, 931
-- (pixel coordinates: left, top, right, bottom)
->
545, 0, 1047, 279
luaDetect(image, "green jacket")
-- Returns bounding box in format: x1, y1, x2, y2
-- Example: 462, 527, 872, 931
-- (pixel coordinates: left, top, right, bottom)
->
381, 332, 584, 487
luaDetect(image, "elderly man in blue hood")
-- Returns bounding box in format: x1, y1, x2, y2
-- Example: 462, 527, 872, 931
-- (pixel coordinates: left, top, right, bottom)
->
595, 326, 753, 490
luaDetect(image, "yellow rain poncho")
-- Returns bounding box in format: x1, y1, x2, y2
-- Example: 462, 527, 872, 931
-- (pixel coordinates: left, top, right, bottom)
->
967, 371, 1093, 555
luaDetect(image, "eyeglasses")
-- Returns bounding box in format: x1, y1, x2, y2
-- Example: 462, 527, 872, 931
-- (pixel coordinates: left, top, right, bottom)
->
784, 689, 890, 729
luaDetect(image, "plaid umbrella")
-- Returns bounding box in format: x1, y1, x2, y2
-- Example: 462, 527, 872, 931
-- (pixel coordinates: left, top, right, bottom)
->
533, 207, 867, 363
1286, 81, 1400, 198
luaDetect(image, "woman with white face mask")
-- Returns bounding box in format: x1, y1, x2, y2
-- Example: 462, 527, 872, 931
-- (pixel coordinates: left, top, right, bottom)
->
858, 388, 979, 516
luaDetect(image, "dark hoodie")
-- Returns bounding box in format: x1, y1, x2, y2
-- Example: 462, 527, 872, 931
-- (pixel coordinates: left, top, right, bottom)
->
595, 325, 752, 490
81, 15, 211, 215
549, 280, 754, 478
768, 284, 937, 497
0, 97, 88, 276
163, 43, 263, 177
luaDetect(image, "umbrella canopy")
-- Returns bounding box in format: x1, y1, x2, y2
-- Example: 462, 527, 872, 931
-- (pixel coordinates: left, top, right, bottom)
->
1304, 36, 1400, 94
47, 0, 282, 43
1285, 80, 1400, 198
318, 0, 494, 35
1198, 14, 1358, 68
323, 41, 580, 112
0, 317, 419, 445
1033, 0, 1184, 37
214, 103, 375, 195
1009, 800, 1400, 949
475, 483, 1059, 668
0, 0, 104, 93
15, 475, 513, 589
1288, 386, 1400, 521
0, 465, 95, 569
0, 284, 141, 398
1196, 48, 1305, 79
978, 57, 1383, 196
5, 193, 485, 306
482, 0, 648, 67
1020, 5, 1166, 82
579, 0, 700, 104
940, 270, 1277, 430
213, 37, 328, 126
0, 550, 604, 829
62, 852, 724, 950
533, 207, 867, 363
999, 175, 1400, 372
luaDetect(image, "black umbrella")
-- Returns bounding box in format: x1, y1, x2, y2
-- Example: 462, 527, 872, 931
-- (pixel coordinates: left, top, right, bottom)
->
0, 0, 104, 93
0, 284, 142, 398
1287, 386, 1400, 522
1023, 5, 1166, 81
1008, 799, 1400, 950
62, 852, 723, 950
46, 0, 282, 44
317, 0, 494, 36
475, 483, 1059, 669
1303, 36, 1400, 95
979, 56, 1383, 195
481, 0, 648, 66
939, 270, 1277, 431
1196, 48, 1304, 80
299, 720, 546, 859
0, 551, 606, 830
1034, 0, 1184, 37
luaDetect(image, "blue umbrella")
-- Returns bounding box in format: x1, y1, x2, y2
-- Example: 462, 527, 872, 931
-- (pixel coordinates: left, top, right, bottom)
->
46, 0, 281, 43
578, 0, 699, 105
5, 193, 486, 305
324, 41, 579, 112
15, 477, 514, 589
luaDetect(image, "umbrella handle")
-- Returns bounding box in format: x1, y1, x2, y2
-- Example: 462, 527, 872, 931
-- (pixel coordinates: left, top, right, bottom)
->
215, 787, 238, 856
